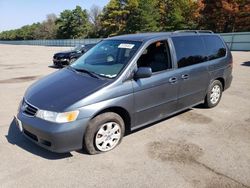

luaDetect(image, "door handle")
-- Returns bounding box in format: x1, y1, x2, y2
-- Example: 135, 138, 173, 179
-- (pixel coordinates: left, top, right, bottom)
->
169, 77, 177, 84
181, 74, 189, 80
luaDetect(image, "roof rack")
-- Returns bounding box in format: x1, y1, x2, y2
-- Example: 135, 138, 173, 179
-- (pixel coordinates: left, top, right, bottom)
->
173, 30, 214, 34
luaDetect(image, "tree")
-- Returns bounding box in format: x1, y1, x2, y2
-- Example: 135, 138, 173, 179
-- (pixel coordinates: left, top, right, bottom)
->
34, 14, 57, 39
200, 0, 239, 33
99, 0, 129, 37
181, 0, 203, 30
235, 0, 250, 32
157, 0, 202, 31
1, 1, 249, 41
56, 6, 90, 39
0, 23, 41, 40
88, 5, 102, 37
126, 0, 160, 33
124, 0, 140, 33
99, 0, 144, 37
20, 23, 41, 39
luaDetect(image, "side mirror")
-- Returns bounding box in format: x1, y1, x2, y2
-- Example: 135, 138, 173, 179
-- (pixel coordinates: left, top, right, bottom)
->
134, 67, 152, 79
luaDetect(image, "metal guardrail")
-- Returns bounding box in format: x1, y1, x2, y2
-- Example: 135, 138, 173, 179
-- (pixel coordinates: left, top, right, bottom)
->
0, 32, 249, 51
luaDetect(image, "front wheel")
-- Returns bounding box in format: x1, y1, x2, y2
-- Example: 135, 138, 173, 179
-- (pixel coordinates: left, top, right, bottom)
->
83, 112, 125, 155
204, 80, 223, 108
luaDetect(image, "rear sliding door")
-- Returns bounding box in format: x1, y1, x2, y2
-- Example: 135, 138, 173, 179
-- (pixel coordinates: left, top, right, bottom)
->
171, 35, 210, 110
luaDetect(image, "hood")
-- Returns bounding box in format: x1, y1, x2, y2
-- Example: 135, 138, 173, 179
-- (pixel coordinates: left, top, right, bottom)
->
25, 68, 109, 111
54, 50, 76, 57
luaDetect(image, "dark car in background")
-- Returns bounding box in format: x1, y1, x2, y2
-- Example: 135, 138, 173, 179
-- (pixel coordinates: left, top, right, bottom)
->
53, 43, 96, 67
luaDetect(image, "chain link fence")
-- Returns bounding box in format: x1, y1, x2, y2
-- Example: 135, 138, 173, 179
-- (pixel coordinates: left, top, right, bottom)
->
220, 32, 250, 51
0, 38, 102, 47
0, 32, 250, 51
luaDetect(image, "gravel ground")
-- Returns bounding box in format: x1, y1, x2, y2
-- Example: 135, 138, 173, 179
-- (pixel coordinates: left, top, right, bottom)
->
0, 44, 250, 188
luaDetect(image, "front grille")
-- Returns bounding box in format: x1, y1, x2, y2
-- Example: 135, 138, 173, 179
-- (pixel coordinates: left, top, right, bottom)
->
23, 128, 52, 147
22, 101, 38, 117
23, 129, 38, 142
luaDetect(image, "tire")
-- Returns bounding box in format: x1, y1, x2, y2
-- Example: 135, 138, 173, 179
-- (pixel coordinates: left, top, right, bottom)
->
83, 112, 125, 155
204, 80, 223, 108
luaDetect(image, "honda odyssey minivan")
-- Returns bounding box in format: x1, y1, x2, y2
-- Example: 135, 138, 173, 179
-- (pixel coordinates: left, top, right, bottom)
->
15, 31, 233, 154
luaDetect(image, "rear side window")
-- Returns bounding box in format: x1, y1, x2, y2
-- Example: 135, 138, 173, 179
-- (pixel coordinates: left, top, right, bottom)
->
202, 35, 226, 60
172, 36, 207, 68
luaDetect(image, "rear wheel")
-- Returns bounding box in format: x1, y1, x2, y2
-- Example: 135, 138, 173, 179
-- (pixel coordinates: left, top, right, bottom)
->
83, 112, 125, 154
204, 80, 223, 108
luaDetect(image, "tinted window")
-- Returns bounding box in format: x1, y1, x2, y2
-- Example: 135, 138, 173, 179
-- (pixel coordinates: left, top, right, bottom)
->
202, 35, 226, 60
172, 36, 207, 68
137, 40, 171, 73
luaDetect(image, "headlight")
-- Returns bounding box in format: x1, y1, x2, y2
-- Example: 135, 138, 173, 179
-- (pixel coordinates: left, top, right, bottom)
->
36, 110, 79, 123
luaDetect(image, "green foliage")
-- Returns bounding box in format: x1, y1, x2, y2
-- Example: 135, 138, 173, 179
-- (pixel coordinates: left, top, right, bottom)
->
157, 0, 200, 31
99, 0, 160, 36
34, 14, 58, 39
0, 15, 57, 40
99, 0, 135, 37
0, 23, 41, 40
56, 6, 91, 39
126, 0, 160, 33
0, 1, 249, 40
158, 0, 184, 31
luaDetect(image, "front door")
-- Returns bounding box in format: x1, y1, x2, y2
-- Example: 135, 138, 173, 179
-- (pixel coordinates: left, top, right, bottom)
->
132, 40, 178, 129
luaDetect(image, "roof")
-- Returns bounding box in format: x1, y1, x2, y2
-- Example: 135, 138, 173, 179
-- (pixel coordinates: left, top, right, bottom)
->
106, 32, 172, 42
105, 30, 215, 42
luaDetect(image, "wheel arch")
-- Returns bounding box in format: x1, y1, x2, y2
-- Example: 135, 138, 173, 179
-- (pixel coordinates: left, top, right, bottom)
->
92, 106, 132, 134
215, 77, 225, 90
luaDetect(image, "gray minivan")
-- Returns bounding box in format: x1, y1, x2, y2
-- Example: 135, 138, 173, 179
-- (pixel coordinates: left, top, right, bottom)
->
15, 31, 233, 154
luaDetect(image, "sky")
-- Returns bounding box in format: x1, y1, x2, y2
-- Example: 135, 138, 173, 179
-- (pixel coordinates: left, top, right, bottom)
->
0, 0, 109, 32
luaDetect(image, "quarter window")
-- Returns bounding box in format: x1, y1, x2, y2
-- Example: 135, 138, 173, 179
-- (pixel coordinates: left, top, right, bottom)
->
202, 35, 226, 60
172, 36, 207, 68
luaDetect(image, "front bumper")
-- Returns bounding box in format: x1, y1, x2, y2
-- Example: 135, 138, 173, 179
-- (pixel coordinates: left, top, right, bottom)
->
16, 112, 90, 153
53, 58, 69, 67
224, 74, 233, 91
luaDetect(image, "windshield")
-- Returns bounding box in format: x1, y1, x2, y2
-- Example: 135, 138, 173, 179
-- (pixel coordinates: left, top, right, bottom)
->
70, 40, 142, 78
73, 45, 84, 51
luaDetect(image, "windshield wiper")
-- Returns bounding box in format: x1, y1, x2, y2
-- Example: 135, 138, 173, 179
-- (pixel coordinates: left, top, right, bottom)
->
68, 66, 103, 79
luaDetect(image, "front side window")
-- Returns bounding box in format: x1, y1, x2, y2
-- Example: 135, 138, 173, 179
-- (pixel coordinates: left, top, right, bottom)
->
172, 36, 207, 68
137, 40, 172, 73
71, 40, 142, 78
202, 35, 226, 60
